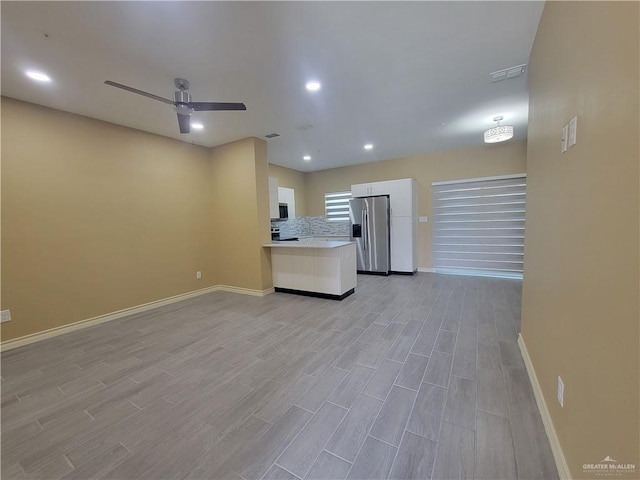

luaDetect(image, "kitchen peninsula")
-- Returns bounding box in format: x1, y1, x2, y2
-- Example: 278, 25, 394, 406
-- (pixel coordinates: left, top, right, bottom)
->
263, 240, 356, 300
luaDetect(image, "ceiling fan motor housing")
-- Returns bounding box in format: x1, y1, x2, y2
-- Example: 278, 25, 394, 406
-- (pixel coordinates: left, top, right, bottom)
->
174, 89, 193, 115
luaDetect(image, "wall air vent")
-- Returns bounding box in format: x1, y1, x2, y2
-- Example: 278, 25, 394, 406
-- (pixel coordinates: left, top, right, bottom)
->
490, 64, 527, 82
265, 133, 280, 139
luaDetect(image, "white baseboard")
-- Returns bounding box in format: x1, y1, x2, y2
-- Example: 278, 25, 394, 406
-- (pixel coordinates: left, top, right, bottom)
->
417, 267, 436, 273
518, 334, 572, 479
0, 284, 273, 352
218, 285, 274, 297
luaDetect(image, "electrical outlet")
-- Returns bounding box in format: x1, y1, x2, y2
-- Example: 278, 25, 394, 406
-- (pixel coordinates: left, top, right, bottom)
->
568, 116, 577, 147
196, 271, 202, 280
557, 376, 564, 407
561, 125, 568, 153
419, 216, 428, 223
1, 310, 12, 323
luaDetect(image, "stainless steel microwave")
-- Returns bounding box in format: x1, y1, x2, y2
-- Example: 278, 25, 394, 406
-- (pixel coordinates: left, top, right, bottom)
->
278, 203, 289, 219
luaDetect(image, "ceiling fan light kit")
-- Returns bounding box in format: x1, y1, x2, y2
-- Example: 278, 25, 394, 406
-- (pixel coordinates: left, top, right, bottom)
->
484, 115, 514, 143
104, 77, 246, 134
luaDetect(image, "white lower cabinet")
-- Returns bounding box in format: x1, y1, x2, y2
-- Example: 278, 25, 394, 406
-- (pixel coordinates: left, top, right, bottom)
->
314, 249, 341, 294
291, 249, 315, 292
268, 244, 356, 296
271, 248, 293, 288
390, 216, 417, 273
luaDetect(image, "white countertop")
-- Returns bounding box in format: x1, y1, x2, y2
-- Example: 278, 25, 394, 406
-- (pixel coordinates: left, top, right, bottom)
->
263, 240, 354, 249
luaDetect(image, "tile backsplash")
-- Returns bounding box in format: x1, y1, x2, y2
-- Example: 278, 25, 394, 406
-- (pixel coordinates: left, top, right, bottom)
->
273, 216, 349, 238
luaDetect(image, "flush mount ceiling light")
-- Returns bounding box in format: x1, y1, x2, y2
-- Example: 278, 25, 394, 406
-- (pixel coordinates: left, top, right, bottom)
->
484, 116, 514, 143
303, 155, 311, 161
363, 143, 374, 150
25, 70, 52, 82
190, 122, 204, 130
305, 81, 321, 92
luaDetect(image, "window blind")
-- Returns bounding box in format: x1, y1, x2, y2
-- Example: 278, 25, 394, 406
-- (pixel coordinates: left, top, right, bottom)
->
324, 191, 352, 222
431, 174, 526, 279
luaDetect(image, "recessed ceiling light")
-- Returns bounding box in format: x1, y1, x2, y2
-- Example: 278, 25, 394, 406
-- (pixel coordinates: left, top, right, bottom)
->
191, 122, 204, 130
25, 70, 51, 82
305, 81, 321, 92
303, 155, 311, 161
364, 143, 374, 150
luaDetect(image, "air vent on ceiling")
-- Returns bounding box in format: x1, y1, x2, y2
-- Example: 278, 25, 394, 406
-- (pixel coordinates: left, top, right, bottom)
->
265, 133, 280, 139
490, 64, 527, 82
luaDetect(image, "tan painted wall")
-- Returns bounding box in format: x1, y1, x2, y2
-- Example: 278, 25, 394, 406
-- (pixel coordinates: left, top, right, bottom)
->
304, 141, 527, 269
210, 137, 272, 292
521, 2, 639, 477
268, 164, 307, 217
1, 97, 216, 341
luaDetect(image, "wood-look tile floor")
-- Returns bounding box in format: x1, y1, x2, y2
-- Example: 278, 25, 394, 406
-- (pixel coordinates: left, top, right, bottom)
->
1, 273, 558, 480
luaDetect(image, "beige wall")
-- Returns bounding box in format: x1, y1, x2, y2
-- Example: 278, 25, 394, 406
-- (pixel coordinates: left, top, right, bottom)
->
1, 98, 216, 341
211, 137, 272, 291
268, 164, 307, 217
304, 141, 527, 269
521, 2, 639, 477
1, 98, 272, 342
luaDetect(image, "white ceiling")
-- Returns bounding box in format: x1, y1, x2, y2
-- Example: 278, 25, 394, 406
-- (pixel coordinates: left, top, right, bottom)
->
1, 1, 544, 172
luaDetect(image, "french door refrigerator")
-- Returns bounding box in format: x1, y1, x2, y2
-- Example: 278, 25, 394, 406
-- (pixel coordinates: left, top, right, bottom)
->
349, 195, 391, 275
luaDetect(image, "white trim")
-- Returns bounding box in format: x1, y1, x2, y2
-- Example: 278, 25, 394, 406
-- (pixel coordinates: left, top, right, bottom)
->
417, 267, 436, 273
432, 173, 526, 187
518, 334, 572, 480
0, 284, 273, 352
217, 285, 274, 297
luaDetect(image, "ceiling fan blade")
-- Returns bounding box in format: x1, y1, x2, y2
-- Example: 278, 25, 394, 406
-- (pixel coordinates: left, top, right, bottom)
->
190, 102, 247, 111
177, 113, 191, 134
104, 80, 175, 106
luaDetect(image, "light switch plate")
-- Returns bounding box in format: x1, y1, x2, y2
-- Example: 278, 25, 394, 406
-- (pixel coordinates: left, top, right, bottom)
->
419, 216, 428, 223
568, 116, 577, 147
1, 309, 11, 323
561, 125, 568, 153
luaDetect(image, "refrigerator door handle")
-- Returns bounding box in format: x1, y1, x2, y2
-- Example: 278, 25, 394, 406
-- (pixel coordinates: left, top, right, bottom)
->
365, 209, 369, 252
362, 209, 366, 250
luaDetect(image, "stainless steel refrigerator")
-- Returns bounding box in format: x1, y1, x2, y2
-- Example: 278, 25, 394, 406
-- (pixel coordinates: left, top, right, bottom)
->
349, 196, 391, 275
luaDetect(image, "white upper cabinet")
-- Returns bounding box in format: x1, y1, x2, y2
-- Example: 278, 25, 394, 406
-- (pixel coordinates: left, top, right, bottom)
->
269, 177, 279, 219
389, 178, 416, 217
351, 181, 389, 197
351, 183, 369, 197
278, 186, 296, 218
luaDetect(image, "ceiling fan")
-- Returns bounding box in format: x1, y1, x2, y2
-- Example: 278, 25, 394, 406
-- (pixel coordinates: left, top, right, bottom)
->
104, 78, 246, 134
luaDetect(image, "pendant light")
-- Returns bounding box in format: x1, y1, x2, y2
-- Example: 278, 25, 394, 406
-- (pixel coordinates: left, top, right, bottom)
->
484, 116, 514, 143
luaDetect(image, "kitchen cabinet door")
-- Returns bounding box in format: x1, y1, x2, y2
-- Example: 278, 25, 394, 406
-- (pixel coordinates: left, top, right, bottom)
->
269, 177, 279, 219
291, 249, 315, 292
370, 181, 389, 195
390, 216, 415, 272
278, 187, 296, 218
271, 248, 293, 288
389, 178, 415, 217
352, 181, 389, 197
351, 183, 369, 197
314, 248, 341, 294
